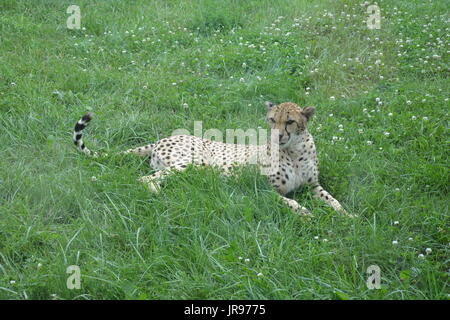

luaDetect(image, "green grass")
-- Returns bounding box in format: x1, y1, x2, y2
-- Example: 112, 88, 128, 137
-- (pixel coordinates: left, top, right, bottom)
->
0, 0, 448, 299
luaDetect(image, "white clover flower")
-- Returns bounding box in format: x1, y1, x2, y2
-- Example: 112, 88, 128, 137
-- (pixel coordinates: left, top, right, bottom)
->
257, 272, 263, 277
411, 116, 417, 120
418, 254, 425, 259
239, 78, 245, 83
244, 258, 250, 263
314, 236, 319, 240
91, 176, 97, 182
388, 112, 393, 116
425, 248, 432, 255
406, 100, 412, 105
330, 96, 335, 101
408, 237, 413, 241
10, 280, 16, 284
367, 141, 373, 146
37, 263, 43, 268
392, 240, 398, 245
384, 132, 390, 137
182, 103, 189, 109
375, 97, 381, 102
238, 256, 243, 260
393, 221, 399, 225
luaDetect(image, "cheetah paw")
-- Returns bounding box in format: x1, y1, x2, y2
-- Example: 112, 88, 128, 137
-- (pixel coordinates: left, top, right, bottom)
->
286, 199, 313, 217
138, 177, 161, 193
339, 208, 356, 218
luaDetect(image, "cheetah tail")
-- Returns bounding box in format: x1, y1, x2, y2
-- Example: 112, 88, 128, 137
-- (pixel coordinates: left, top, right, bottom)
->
73, 112, 97, 156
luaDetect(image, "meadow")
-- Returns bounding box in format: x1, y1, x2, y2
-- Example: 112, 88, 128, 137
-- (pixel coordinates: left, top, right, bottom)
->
0, 0, 448, 299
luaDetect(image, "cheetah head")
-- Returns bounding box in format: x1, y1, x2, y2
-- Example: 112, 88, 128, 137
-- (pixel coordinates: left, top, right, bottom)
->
265, 101, 315, 148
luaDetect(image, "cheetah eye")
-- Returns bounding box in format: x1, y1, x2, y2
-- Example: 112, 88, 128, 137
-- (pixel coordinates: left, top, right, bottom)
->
269, 118, 275, 123
286, 120, 295, 125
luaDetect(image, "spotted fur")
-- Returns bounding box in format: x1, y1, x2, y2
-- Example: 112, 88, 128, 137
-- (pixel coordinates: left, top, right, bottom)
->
73, 102, 350, 217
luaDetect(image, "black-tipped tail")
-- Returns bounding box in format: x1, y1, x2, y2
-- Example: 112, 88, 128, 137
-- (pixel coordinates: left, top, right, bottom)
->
73, 112, 95, 156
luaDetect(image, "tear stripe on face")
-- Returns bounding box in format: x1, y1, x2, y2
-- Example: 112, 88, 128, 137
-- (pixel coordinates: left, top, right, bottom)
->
279, 136, 292, 149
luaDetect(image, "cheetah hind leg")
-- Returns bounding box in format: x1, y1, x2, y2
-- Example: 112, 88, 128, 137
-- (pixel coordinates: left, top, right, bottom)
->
122, 144, 155, 157
139, 164, 189, 193
139, 170, 168, 193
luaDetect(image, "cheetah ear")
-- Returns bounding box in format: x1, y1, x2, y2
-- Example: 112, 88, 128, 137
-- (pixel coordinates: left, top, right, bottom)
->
265, 101, 276, 110
302, 106, 315, 121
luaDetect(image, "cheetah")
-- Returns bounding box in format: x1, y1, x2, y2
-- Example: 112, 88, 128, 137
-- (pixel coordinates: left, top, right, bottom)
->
73, 102, 349, 217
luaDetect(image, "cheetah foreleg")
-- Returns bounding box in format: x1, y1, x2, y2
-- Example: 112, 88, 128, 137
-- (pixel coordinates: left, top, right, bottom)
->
312, 185, 353, 217
280, 195, 312, 217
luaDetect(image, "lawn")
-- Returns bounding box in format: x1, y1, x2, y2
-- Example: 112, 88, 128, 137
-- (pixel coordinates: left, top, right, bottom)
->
0, 0, 448, 299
